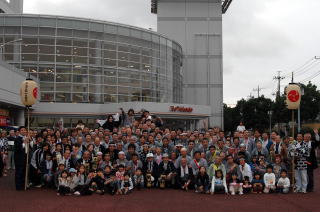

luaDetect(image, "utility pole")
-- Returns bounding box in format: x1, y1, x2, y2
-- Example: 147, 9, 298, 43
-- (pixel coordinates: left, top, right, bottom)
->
253, 85, 264, 98
273, 71, 285, 98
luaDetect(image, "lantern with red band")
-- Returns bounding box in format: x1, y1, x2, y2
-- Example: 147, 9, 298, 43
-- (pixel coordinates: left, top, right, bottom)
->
285, 83, 301, 110
20, 79, 38, 107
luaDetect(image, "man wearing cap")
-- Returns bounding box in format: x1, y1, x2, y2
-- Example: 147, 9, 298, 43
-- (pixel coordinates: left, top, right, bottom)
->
158, 153, 176, 188
142, 153, 159, 187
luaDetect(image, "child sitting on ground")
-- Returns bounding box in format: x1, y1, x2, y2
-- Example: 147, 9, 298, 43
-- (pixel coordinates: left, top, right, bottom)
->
89, 169, 105, 194
104, 166, 117, 195
133, 168, 144, 190
195, 166, 210, 194
276, 170, 290, 194
210, 169, 228, 194
252, 172, 264, 194
40, 153, 54, 188
263, 164, 276, 194
228, 173, 243, 195
120, 173, 134, 195
242, 176, 252, 194
57, 170, 71, 196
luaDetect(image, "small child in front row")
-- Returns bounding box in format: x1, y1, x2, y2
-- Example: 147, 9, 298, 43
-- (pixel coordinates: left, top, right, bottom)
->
120, 173, 134, 194
195, 166, 210, 194
242, 176, 252, 194
252, 172, 264, 193
263, 165, 276, 194
210, 169, 228, 194
57, 170, 71, 196
228, 173, 243, 195
276, 170, 290, 194
133, 168, 144, 189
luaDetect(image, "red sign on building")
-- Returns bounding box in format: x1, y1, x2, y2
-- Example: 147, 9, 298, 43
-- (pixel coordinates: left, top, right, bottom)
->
170, 106, 193, 113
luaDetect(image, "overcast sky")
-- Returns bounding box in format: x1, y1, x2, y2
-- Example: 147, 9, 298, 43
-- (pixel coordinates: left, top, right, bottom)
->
24, 0, 320, 105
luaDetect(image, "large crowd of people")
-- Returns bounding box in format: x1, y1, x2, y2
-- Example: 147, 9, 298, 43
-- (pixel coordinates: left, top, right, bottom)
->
0, 108, 319, 196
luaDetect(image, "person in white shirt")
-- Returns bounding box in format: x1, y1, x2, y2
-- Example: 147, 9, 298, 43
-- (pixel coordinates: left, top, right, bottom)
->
277, 170, 290, 194
263, 164, 276, 193
236, 122, 246, 132
239, 158, 252, 182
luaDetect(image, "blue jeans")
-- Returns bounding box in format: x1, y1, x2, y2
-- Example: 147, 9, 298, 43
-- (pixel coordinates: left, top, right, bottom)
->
295, 169, 308, 192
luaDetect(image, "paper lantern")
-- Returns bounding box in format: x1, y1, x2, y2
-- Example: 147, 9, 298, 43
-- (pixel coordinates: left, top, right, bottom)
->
20, 79, 38, 106
285, 83, 301, 110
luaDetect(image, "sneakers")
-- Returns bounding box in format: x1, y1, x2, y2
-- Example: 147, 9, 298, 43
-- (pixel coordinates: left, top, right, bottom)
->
74, 191, 81, 196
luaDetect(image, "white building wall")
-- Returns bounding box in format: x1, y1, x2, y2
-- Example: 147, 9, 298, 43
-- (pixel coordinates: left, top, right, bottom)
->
157, 0, 223, 128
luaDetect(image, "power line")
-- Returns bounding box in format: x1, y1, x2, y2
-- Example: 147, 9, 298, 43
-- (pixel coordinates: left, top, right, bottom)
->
300, 70, 320, 83
283, 57, 316, 77
253, 85, 264, 98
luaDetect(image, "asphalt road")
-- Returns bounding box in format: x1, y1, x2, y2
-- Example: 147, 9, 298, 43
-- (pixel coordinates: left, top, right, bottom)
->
0, 169, 319, 212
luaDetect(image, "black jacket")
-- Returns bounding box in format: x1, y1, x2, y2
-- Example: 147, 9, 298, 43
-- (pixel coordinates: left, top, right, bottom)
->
14, 136, 28, 167
307, 140, 319, 169
142, 161, 159, 177
158, 161, 176, 175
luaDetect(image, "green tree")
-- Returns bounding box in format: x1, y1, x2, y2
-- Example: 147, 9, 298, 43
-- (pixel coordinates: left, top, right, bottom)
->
300, 82, 320, 122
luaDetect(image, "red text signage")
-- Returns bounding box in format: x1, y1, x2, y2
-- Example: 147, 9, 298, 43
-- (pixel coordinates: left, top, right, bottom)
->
170, 106, 193, 113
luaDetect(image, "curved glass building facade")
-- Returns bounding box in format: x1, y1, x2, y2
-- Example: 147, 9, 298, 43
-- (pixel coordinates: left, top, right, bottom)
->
0, 14, 183, 104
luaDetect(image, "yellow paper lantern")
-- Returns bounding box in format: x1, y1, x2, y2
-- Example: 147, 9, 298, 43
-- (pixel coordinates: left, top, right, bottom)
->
285, 83, 301, 110
20, 79, 38, 106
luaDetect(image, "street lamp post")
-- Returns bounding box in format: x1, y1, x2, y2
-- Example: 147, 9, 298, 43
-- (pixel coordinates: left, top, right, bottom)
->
0, 38, 23, 60
268, 110, 273, 135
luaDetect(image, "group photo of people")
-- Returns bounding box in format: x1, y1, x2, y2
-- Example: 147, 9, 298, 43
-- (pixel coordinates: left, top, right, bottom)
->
0, 108, 319, 197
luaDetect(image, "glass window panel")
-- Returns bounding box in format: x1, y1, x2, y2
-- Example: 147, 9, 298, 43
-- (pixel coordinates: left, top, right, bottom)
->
90, 23, 103, 32
118, 51, 128, 60
39, 38, 55, 45
104, 59, 116, 66
142, 32, 151, 41
104, 25, 117, 34
22, 17, 38, 26
104, 94, 117, 103
89, 40, 102, 49
142, 56, 151, 64
118, 27, 130, 36
73, 29, 88, 38
39, 45, 54, 54
57, 38, 72, 46
22, 54, 37, 61
130, 46, 140, 54
39, 82, 54, 91
73, 39, 88, 47
118, 60, 128, 68
39, 18, 56, 27
89, 93, 103, 103
22, 44, 37, 53
118, 70, 129, 78
142, 81, 151, 88
39, 27, 55, 36
39, 54, 54, 62
89, 57, 101, 65
104, 69, 116, 77
72, 93, 88, 103
22, 27, 38, 35
4, 26, 20, 34
142, 48, 151, 56
56, 83, 72, 91
118, 95, 129, 102
39, 66, 54, 73
73, 47, 88, 56
89, 84, 103, 93
56, 93, 71, 102
56, 74, 72, 82
103, 50, 116, 59
40, 92, 54, 102
89, 75, 103, 84
89, 68, 102, 75
129, 53, 140, 62
128, 62, 140, 70
23, 38, 38, 45
118, 86, 130, 95
73, 66, 88, 74
89, 31, 103, 39
73, 75, 88, 83
5, 17, 21, 25
56, 46, 71, 55
104, 42, 116, 50
56, 55, 71, 63
57, 28, 73, 37
39, 73, 54, 82
118, 44, 129, 52
104, 86, 117, 94
89, 48, 100, 58
3, 54, 13, 61
73, 56, 87, 64
104, 77, 116, 85
56, 65, 72, 73
73, 83, 88, 92
57, 19, 73, 28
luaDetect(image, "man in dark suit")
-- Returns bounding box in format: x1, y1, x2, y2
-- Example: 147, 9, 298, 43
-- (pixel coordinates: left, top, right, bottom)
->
14, 126, 30, 190
304, 132, 319, 192
142, 153, 159, 187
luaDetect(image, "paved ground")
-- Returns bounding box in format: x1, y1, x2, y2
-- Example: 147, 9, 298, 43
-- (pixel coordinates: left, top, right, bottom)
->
0, 169, 319, 212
